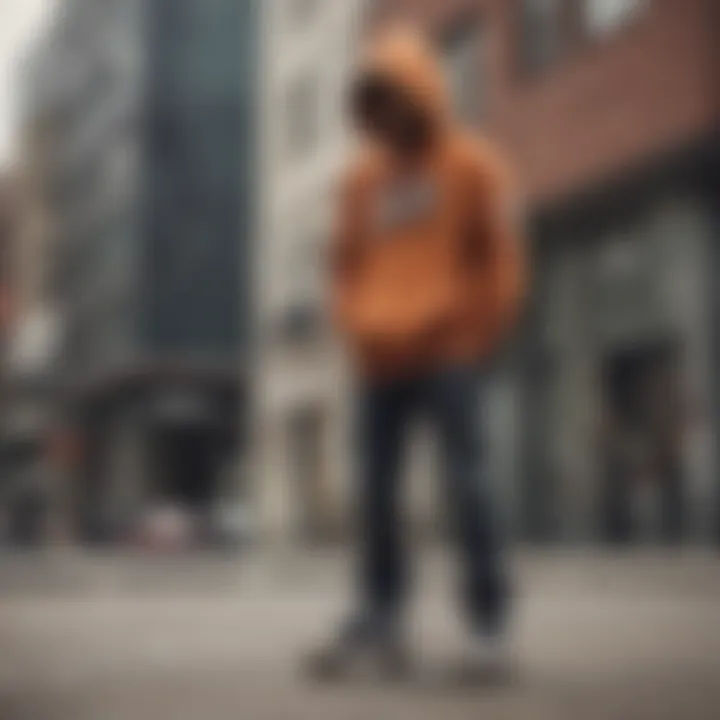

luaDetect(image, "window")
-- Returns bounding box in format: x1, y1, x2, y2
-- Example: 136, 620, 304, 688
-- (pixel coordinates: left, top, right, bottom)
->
443, 21, 484, 123
285, 224, 322, 302
520, 0, 563, 75
285, 72, 320, 158
584, 0, 646, 36
278, 227, 324, 342
286, 0, 320, 29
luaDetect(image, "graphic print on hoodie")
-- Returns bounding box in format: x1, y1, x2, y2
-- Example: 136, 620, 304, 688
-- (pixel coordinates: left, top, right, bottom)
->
374, 175, 439, 233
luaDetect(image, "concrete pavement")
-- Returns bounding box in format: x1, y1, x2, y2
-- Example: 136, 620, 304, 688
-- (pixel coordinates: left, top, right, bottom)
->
0, 550, 719, 719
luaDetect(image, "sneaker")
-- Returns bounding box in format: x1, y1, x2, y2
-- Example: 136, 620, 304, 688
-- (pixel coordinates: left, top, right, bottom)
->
303, 614, 412, 681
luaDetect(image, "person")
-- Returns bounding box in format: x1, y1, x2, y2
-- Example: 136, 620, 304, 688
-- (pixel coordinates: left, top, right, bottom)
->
599, 344, 688, 545
642, 345, 688, 544
307, 26, 525, 680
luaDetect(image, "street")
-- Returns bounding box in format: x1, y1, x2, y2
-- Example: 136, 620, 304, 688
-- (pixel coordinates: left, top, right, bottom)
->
0, 551, 719, 719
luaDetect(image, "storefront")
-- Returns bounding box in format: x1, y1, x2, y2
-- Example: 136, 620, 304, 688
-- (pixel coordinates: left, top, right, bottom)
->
520, 167, 717, 544
0, 379, 58, 546
69, 373, 242, 546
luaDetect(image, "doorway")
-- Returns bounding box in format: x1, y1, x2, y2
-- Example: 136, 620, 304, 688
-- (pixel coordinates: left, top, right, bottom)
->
5, 441, 47, 546
599, 339, 685, 544
155, 426, 218, 511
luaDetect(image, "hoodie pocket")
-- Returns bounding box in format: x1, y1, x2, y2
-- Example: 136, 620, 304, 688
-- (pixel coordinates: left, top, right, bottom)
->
352, 286, 458, 360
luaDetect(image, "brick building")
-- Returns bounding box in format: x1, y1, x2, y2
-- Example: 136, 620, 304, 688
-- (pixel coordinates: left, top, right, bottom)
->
369, 0, 719, 543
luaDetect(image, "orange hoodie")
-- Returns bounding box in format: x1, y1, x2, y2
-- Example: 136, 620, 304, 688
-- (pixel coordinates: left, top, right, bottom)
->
333, 28, 525, 378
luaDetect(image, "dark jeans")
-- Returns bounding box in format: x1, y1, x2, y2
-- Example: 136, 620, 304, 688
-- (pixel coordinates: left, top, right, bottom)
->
356, 365, 508, 636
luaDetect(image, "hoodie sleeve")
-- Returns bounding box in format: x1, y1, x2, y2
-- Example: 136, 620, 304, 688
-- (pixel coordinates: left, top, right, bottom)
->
330, 168, 366, 337
467, 145, 526, 351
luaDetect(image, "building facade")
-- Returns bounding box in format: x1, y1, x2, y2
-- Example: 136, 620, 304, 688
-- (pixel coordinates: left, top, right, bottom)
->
0, 41, 66, 545
253, 0, 365, 543
369, 0, 719, 544
17, 0, 258, 544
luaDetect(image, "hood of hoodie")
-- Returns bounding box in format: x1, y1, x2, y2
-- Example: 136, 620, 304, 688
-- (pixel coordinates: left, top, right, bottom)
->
352, 27, 450, 142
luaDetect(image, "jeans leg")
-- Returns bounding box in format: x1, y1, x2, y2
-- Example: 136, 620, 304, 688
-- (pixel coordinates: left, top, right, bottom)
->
425, 366, 508, 636
356, 380, 413, 620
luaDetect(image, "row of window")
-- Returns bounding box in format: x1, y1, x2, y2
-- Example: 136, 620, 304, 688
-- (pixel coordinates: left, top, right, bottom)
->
522, 0, 647, 75
282, 0, 647, 160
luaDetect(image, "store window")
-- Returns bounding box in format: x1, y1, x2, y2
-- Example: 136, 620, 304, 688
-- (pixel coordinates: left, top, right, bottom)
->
519, 0, 563, 74
584, 0, 646, 37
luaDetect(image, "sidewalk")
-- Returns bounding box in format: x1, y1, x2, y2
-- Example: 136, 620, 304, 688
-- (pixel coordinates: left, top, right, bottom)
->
1, 548, 719, 720
0, 545, 718, 597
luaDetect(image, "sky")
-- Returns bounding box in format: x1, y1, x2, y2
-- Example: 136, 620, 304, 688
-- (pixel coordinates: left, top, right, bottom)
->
0, 0, 53, 169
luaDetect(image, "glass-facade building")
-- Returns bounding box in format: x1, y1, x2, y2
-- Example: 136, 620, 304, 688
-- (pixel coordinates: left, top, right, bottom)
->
36, 0, 257, 542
